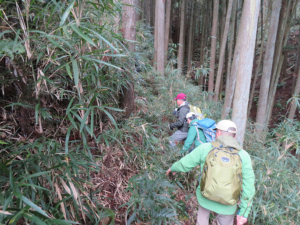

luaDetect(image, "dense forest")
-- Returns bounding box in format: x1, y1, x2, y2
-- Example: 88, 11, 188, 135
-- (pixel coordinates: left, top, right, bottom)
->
0, 0, 300, 224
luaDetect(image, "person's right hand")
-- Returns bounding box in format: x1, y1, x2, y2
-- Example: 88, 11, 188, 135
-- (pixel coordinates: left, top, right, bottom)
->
236, 215, 247, 225
166, 168, 176, 176
169, 124, 174, 130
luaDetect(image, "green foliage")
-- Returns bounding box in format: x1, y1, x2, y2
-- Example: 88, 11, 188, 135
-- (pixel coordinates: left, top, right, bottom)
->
244, 121, 300, 224
124, 171, 185, 225
0, 139, 112, 224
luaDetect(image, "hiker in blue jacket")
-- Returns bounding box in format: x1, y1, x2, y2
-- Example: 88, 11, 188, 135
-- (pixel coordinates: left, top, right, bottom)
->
180, 112, 206, 154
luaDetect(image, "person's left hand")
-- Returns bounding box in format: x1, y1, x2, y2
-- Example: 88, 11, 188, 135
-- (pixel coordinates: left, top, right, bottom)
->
166, 168, 176, 176
236, 215, 247, 225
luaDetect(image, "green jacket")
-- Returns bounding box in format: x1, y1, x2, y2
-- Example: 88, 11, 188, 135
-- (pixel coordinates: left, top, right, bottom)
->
171, 135, 255, 218
181, 119, 206, 153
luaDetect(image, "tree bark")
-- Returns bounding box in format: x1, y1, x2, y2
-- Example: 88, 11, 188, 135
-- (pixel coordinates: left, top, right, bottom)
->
221, 0, 238, 119
291, 27, 300, 94
150, 0, 155, 27
187, 0, 195, 72
122, 0, 137, 117
266, 0, 296, 124
122, 0, 137, 52
213, 0, 234, 102
247, 0, 264, 117
288, 64, 300, 120
154, 0, 158, 68
208, 0, 219, 100
145, 0, 151, 25
155, 0, 165, 73
255, 0, 282, 132
177, 0, 186, 71
164, 0, 172, 62
231, 0, 261, 146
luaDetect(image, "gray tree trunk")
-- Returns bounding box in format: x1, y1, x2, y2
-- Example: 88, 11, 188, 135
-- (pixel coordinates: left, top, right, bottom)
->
213, 0, 234, 102
155, 0, 165, 73
266, 0, 296, 124
255, 0, 282, 132
231, 0, 261, 146
164, 0, 172, 62
122, 0, 138, 117
177, 0, 186, 71
288, 64, 300, 120
208, 0, 219, 100
187, 0, 195, 72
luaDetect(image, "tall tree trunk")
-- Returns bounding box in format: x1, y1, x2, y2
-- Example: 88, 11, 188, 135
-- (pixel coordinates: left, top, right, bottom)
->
288, 63, 300, 120
122, 0, 137, 118
291, 27, 300, 94
198, 5, 206, 87
177, 0, 186, 70
187, 0, 195, 72
154, 0, 158, 68
213, 0, 234, 101
155, 0, 165, 73
231, 0, 261, 146
150, 0, 155, 27
255, 0, 282, 132
164, 0, 172, 62
146, 0, 151, 25
208, 0, 219, 100
221, 0, 238, 119
247, 0, 264, 117
266, 0, 296, 124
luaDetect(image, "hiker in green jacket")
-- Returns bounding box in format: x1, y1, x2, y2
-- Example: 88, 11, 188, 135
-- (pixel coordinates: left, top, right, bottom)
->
166, 120, 255, 225
180, 112, 206, 155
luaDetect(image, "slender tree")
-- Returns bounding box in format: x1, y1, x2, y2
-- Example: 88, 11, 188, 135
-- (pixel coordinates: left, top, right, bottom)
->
164, 0, 172, 62
266, 0, 296, 124
231, 0, 261, 145
213, 0, 234, 101
187, 0, 195, 72
122, 0, 138, 117
177, 0, 186, 70
292, 27, 300, 94
288, 63, 300, 120
208, 0, 219, 99
248, 0, 265, 117
224, 0, 236, 104
155, 0, 165, 73
221, 0, 238, 119
255, 0, 282, 132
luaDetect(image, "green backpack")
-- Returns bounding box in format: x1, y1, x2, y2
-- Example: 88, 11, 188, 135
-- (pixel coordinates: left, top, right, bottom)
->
200, 142, 243, 205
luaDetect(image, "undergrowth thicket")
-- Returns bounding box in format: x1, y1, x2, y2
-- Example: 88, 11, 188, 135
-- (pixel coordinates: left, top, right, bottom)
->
0, 0, 300, 225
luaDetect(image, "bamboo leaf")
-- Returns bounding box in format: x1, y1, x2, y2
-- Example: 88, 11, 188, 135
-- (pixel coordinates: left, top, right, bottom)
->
47, 219, 79, 225
66, 63, 73, 79
23, 212, 47, 225
14, 192, 49, 218
72, 59, 79, 88
71, 24, 96, 47
80, 108, 91, 133
60, 0, 76, 27
19, 171, 51, 183
65, 125, 74, 155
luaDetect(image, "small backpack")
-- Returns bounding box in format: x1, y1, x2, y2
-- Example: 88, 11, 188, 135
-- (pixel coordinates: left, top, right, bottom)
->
200, 142, 243, 205
191, 118, 216, 143
188, 104, 205, 120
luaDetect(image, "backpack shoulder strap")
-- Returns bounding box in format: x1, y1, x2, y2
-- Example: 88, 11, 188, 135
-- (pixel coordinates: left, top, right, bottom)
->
195, 126, 203, 144
211, 141, 220, 149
